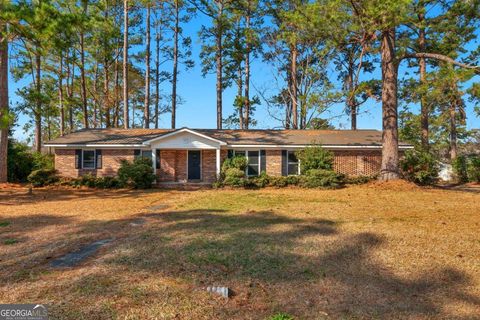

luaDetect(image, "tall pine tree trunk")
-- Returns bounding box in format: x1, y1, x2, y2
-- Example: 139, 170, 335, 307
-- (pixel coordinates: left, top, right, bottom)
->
114, 46, 120, 127
79, 1, 89, 130
35, 52, 42, 152
154, 6, 161, 129
0, 28, 8, 182
215, 3, 223, 129
171, 0, 179, 129
346, 59, 357, 130
92, 62, 99, 128
449, 100, 457, 161
104, 59, 111, 127
244, 4, 251, 129
418, 11, 428, 148
123, 0, 129, 128
80, 33, 88, 128
59, 52, 65, 136
144, 2, 151, 128
66, 51, 74, 133
379, 28, 400, 180
290, 46, 298, 129
237, 65, 244, 129
103, 5, 111, 128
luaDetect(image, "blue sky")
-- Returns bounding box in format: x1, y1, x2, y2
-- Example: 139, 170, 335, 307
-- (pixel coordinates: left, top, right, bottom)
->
9, 9, 480, 142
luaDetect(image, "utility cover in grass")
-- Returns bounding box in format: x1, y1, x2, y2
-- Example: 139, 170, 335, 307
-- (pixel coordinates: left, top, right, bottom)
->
206, 286, 230, 298
50, 239, 113, 268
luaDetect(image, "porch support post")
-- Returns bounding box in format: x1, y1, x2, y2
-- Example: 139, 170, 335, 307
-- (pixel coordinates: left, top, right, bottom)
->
152, 148, 157, 175
216, 148, 221, 179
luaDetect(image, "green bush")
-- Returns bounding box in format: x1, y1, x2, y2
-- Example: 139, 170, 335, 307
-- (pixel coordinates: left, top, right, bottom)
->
346, 175, 376, 185
27, 169, 59, 187
117, 158, 156, 189
296, 145, 334, 172
223, 168, 247, 187
400, 150, 439, 185
268, 176, 289, 187
95, 176, 121, 188
300, 169, 345, 189
222, 156, 247, 173
32, 152, 54, 170
467, 156, 480, 183
248, 171, 270, 188
63, 175, 121, 189
452, 155, 469, 183
266, 175, 301, 188
7, 140, 34, 182
78, 173, 97, 188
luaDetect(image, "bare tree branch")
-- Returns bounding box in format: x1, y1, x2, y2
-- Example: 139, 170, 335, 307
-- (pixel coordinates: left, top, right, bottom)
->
400, 53, 480, 74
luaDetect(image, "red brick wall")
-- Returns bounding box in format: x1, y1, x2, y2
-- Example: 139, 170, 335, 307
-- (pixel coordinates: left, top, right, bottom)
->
332, 150, 382, 176
266, 150, 282, 176
202, 150, 217, 183
157, 149, 224, 183
54, 149, 134, 178
55, 147, 383, 181
262, 149, 382, 177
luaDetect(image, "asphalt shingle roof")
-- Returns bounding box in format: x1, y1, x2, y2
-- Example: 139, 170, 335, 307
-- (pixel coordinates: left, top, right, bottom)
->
44, 128, 412, 147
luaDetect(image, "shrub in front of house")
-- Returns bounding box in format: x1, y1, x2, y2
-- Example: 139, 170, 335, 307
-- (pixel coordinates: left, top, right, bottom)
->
452, 155, 469, 183
27, 168, 59, 187
400, 149, 439, 185
223, 168, 248, 187
300, 169, 345, 189
117, 158, 156, 189
467, 156, 480, 183
7, 140, 34, 182
32, 152, 55, 170
345, 175, 376, 185
221, 156, 248, 173
246, 171, 270, 188
296, 145, 334, 172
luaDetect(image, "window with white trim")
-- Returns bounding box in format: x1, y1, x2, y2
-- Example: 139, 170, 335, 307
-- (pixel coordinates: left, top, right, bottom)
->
246, 151, 260, 176
228, 150, 261, 177
141, 150, 152, 161
287, 151, 300, 175
82, 150, 96, 169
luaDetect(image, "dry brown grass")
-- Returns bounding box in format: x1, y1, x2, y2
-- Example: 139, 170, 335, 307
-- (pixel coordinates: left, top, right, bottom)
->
0, 183, 479, 319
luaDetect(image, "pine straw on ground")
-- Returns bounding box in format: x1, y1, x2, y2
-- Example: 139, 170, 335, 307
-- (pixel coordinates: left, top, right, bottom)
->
0, 183, 479, 319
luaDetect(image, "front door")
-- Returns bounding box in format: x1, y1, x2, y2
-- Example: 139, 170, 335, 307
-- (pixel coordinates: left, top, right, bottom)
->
188, 150, 201, 180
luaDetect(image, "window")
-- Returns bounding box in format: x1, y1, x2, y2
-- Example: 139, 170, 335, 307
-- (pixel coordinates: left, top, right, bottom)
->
82, 150, 96, 169
287, 151, 300, 175
141, 150, 152, 161
227, 150, 262, 176
247, 151, 259, 176
134, 149, 153, 162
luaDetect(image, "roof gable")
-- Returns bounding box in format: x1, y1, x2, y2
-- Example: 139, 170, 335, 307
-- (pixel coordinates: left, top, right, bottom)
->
146, 128, 226, 149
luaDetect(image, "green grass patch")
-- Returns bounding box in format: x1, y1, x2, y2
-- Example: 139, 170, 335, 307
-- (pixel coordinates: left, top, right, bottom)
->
268, 313, 295, 320
0, 221, 10, 227
4, 238, 18, 245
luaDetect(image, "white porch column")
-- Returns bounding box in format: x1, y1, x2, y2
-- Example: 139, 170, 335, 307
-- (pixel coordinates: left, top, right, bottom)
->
216, 148, 221, 179
152, 148, 157, 175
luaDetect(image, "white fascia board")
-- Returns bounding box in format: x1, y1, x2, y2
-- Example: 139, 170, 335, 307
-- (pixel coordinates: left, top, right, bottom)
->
43, 144, 149, 148
224, 144, 414, 150
143, 128, 227, 145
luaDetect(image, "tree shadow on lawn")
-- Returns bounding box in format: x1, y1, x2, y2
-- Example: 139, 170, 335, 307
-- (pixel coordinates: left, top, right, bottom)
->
1, 208, 478, 319
101, 209, 480, 319
0, 188, 168, 205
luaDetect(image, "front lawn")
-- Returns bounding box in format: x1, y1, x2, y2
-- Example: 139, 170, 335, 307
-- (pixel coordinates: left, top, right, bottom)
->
0, 182, 479, 319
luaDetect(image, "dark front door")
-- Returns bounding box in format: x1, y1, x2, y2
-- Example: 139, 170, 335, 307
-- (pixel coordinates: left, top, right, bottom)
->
188, 150, 201, 180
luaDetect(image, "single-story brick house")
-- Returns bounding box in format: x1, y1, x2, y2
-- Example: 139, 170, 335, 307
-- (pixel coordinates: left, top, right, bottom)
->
44, 128, 413, 184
